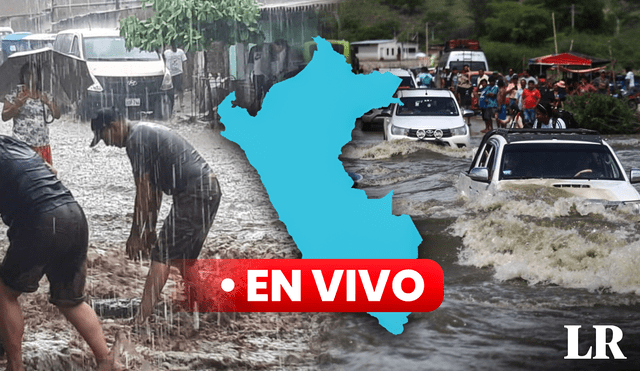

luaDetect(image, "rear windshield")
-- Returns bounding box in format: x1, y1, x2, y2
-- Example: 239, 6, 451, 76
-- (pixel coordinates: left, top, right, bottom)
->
398, 76, 416, 89
396, 97, 459, 116
84, 37, 160, 61
500, 143, 624, 180
448, 61, 487, 71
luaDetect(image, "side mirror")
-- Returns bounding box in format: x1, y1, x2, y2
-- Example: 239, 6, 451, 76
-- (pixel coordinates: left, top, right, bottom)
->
630, 168, 640, 183
469, 167, 490, 182
379, 106, 393, 117
462, 109, 475, 117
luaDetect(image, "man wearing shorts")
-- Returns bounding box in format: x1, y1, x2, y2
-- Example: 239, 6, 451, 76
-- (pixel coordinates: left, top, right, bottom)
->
0, 135, 121, 371
457, 64, 473, 125
163, 44, 187, 112
89, 108, 222, 324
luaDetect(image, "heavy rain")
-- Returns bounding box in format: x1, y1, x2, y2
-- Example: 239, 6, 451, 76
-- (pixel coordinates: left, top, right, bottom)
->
2, 0, 640, 370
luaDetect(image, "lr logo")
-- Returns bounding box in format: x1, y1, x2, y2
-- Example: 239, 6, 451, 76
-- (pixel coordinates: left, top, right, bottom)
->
565, 325, 627, 359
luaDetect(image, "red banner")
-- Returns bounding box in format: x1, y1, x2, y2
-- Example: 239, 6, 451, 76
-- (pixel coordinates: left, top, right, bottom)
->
178, 259, 444, 312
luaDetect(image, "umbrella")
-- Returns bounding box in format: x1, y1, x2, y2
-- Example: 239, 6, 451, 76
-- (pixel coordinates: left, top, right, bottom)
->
0, 47, 95, 105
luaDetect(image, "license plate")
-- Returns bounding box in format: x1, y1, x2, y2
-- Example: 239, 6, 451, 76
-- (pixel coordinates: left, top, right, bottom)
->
125, 98, 140, 107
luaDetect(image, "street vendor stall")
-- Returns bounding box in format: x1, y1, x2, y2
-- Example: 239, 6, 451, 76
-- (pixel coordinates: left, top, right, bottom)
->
528, 51, 610, 85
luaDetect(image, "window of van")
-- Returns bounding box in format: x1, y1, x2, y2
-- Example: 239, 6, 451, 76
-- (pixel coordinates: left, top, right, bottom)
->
54, 34, 73, 54
83, 37, 160, 61
70, 36, 81, 58
449, 61, 487, 72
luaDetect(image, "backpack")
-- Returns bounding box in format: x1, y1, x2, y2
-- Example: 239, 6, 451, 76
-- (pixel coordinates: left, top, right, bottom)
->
555, 109, 579, 128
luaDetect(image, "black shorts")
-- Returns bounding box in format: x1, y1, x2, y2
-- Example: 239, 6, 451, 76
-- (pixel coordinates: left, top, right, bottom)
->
152, 174, 222, 263
0, 202, 88, 307
457, 87, 472, 107
172, 74, 184, 93
483, 107, 496, 121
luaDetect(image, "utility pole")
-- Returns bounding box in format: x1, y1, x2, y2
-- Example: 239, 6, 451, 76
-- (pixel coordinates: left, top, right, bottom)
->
552, 12, 558, 54
571, 4, 575, 30
425, 22, 429, 64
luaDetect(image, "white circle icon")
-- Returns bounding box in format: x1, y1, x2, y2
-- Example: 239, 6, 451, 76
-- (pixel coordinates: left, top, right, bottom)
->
221, 278, 235, 292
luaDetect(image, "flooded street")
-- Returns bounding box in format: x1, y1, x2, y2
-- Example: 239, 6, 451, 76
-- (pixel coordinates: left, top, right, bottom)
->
2, 102, 640, 370
334, 117, 640, 370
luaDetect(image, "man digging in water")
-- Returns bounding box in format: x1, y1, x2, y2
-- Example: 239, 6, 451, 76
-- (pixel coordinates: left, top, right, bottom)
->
89, 107, 222, 324
0, 135, 123, 371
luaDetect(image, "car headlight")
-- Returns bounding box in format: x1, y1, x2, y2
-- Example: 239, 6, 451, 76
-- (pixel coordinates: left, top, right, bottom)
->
451, 124, 467, 136
391, 125, 409, 136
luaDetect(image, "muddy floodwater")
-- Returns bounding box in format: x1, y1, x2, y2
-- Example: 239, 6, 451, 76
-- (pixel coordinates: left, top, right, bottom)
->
334, 118, 640, 371
3, 105, 640, 370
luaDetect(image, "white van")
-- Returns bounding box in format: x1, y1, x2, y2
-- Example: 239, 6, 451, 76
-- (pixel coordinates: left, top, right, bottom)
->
53, 29, 173, 120
435, 40, 489, 88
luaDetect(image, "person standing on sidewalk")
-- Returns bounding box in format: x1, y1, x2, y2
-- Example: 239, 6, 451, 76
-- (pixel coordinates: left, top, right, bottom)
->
88, 108, 222, 324
0, 135, 122, 371
163, 44, 188, 112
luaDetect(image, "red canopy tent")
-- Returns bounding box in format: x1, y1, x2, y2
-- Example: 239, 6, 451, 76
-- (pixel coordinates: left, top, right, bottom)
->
529, 52, 592, 66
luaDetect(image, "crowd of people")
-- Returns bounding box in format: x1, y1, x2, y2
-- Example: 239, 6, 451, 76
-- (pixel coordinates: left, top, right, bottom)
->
430, 64, 637, 132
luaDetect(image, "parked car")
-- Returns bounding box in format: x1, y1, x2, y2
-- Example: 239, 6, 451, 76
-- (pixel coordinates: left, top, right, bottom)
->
382, 88, 473, 147
23, 33, 56, 50
360, 68, 417, 131
53, 28, 173, 120
0, 32, 31, 64
0, 27, 13, 37
379, 68, 417, 90
459, 129, 640, 207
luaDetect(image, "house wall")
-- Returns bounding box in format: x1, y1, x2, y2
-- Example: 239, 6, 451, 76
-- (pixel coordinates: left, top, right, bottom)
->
354, 45, 379, 61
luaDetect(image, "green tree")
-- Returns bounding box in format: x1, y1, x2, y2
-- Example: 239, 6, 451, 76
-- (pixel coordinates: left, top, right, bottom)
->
467, 0, 492, 37
120, 0, 261, 52
383, 0, 423, 13
526, 0, 606, 33
485, 2, 551, 45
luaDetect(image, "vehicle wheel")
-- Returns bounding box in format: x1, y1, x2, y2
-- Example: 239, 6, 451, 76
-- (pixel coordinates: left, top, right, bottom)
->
628, 99, 638, 112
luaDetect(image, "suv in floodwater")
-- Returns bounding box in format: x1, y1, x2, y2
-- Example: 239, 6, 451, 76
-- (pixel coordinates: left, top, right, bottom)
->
382, 88, 473, 147
53, 29, 173, 120
459, 129, 640, 207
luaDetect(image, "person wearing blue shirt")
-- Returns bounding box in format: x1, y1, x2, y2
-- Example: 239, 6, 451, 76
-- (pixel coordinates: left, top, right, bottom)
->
481, 76, 499, 133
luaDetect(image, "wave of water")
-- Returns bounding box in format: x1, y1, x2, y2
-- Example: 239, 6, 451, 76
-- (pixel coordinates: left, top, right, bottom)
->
450, 187, 640, 295
340, 139, 475, 160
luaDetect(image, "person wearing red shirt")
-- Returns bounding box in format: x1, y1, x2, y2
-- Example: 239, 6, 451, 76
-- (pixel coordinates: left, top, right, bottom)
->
521, 80, 541, 127
577, 78, 597, 95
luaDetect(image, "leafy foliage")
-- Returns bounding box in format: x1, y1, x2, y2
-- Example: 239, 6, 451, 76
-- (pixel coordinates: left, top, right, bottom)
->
467, 0, 492, 36
527, 0, 606, 33
382, 0, 423, 13
480, 38, 550, 73
564, 93, 639, 134
120, 0, 261, 52
485, 2, 552, 45
338, 0, 473, 46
